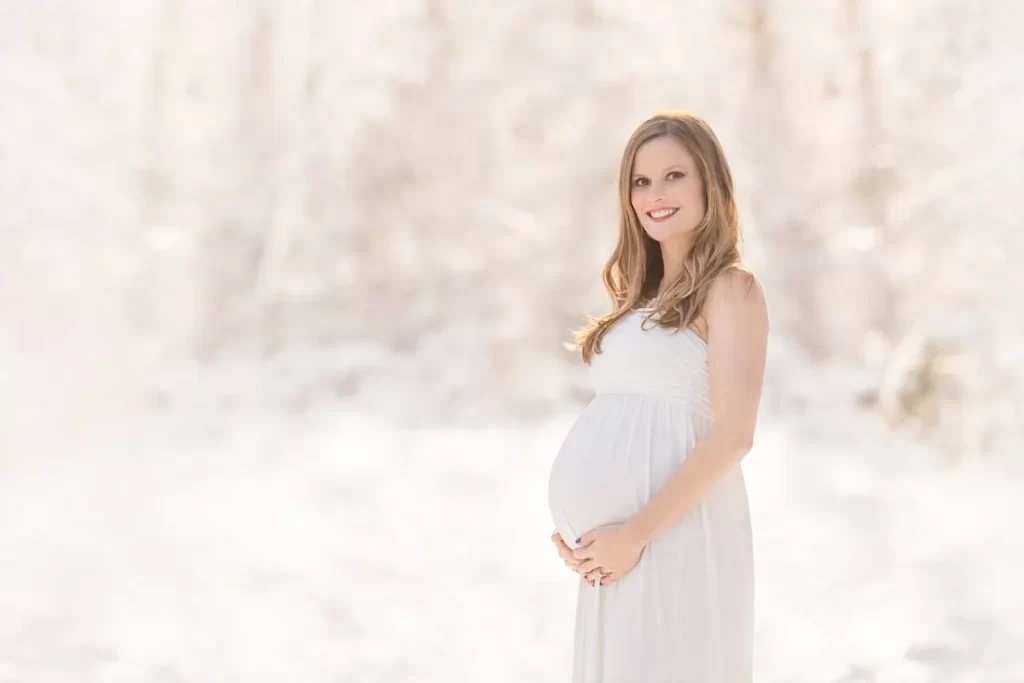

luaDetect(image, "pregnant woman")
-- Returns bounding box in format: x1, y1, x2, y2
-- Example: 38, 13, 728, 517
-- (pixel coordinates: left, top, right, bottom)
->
548, 111, 769, 682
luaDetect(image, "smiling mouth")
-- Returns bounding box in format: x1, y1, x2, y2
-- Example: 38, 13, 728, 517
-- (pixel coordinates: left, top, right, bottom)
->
647, 207, 679, 221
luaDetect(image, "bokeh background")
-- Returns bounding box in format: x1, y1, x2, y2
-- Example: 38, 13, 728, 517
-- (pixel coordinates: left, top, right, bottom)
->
2, 1, 1024, 681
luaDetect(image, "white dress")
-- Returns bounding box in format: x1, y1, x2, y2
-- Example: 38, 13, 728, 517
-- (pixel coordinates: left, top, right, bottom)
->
548, 307, 754, 683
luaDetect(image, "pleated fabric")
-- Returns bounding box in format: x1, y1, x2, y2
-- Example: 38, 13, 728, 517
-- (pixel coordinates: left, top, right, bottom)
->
548, 308, 753, 683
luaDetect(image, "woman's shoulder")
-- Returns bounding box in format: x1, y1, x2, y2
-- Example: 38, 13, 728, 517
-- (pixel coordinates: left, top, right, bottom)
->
712, 264, 759, 293
705, 265, 769, 330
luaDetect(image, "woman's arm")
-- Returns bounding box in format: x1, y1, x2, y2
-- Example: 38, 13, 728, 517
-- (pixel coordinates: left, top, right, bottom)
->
623, 268, 769, 547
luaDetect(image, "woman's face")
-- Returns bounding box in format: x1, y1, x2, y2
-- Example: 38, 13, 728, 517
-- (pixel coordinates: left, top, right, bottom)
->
629, 135, 706, 242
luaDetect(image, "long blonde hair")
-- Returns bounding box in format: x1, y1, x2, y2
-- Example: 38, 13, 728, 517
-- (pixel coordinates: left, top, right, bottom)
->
571, 111, 747, 364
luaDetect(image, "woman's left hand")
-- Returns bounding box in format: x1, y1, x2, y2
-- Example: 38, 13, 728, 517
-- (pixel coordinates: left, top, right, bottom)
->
573, 523, 647, 587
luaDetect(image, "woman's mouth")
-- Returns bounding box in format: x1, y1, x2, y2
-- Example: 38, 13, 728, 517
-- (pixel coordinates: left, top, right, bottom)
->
647, 207, 679, 222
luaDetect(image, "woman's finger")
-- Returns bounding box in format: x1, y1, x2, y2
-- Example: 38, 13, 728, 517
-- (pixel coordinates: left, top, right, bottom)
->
552, 533, 576, 559
572, 545, 595, 562
554, 534, 576, 554
575, 535, 596, 550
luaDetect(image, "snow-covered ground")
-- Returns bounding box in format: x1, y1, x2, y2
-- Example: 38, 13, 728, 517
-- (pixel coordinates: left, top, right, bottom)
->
2, 398, 1021, 683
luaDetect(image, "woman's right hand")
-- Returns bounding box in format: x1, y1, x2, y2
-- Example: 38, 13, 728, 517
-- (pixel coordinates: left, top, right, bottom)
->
551, 530, 582, 574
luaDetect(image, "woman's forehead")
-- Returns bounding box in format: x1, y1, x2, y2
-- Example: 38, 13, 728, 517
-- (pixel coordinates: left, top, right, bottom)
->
633, 136, 695, 172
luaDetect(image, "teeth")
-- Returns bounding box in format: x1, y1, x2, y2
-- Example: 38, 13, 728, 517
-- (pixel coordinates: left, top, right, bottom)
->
649, 208, 678, 219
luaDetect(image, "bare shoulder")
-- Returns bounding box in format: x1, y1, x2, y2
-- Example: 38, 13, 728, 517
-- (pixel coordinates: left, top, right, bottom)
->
710, 266, 761, 299
705, 266, 770, 336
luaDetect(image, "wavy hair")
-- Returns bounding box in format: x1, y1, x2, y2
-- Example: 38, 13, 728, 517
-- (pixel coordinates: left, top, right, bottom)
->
571, 111, 747, 364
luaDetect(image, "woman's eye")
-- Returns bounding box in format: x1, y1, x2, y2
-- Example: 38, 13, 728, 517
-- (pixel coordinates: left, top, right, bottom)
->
667, 171, 685, 180
633, 178, 649, 187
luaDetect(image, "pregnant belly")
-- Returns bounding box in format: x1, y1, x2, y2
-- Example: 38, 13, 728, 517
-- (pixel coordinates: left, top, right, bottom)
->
547, 395, 691, 550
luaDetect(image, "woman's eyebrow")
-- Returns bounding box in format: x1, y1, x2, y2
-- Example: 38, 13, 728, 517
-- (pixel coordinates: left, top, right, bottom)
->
632, 165, 686, 178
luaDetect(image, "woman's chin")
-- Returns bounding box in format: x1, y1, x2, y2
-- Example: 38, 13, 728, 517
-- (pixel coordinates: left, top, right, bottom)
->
642, 222, 690, 242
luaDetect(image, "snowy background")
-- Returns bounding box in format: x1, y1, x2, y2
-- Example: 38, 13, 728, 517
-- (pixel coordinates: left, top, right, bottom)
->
2, 1, 1024, 682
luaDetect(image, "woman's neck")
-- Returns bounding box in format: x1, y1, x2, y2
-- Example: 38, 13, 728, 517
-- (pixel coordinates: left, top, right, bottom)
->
658, 235, 693, 289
